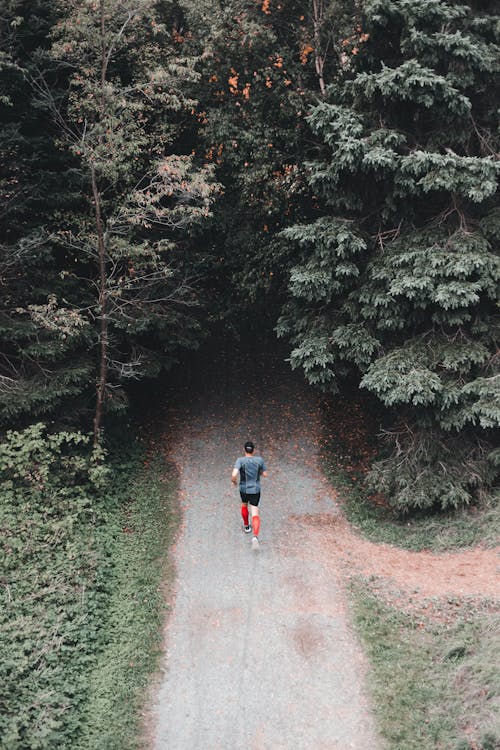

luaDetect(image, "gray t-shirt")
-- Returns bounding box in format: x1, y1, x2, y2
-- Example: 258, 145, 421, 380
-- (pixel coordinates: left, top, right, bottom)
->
234, 455, 267, 494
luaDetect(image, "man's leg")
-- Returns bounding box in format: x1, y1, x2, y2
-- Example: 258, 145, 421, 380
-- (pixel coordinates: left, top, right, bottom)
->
240, 495, 251, 532
249, 494, 261, 545
250, 504, 260, 537
241, 503, 250, 531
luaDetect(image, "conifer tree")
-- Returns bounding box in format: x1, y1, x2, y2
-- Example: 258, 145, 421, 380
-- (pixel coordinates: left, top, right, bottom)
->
279, 0, 500, 510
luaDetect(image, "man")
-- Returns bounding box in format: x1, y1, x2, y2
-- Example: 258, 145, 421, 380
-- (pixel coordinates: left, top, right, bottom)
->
231, 440, 268, 549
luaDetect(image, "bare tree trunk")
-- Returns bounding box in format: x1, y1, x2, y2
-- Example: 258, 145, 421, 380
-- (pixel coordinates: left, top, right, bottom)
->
312, 0, 326, 97
91, 164, 108, 446
99, 0, 107, 114
92, 0, 109, 446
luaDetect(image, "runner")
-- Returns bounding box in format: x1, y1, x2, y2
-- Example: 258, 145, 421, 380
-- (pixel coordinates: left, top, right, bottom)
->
231, 441, 268, 549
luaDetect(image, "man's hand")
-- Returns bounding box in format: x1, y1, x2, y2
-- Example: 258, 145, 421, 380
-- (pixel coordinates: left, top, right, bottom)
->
231, 468, 238, 485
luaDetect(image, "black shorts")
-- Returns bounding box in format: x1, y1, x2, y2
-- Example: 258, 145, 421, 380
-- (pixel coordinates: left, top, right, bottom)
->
240, 491, 261, 506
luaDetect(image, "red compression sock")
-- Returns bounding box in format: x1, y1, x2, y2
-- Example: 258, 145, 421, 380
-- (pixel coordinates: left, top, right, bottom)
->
241, 505, 249, 526
252, 515, 260, 537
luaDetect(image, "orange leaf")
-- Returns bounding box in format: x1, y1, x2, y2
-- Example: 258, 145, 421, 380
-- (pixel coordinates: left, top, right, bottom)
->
228, 73, 239, 93
300, 43, 314, 65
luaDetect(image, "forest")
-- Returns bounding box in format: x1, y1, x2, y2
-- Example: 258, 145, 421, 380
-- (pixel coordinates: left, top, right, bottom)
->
1, 1, 499, 748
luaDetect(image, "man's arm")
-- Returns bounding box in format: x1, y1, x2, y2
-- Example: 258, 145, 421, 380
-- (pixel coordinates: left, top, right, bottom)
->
231, 467, 239, 485
262, 470, 268, 478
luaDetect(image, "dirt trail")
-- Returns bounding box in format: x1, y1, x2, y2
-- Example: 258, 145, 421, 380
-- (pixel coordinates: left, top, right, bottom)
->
151, 357, 379, 750
287, 514, 499, 601
150, 352, 499, 749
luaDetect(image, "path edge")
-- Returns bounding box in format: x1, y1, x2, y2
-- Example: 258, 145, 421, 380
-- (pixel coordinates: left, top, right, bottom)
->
138, 454, 184, 750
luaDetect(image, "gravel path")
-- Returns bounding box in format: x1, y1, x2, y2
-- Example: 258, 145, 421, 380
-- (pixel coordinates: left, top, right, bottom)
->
152, 355, 380, 750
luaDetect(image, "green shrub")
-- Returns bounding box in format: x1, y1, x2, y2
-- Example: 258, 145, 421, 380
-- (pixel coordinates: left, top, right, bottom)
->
1, 423, 178, 749
0, 424, 111, 749
367, 426, 497, 512
321, 398, 500, 550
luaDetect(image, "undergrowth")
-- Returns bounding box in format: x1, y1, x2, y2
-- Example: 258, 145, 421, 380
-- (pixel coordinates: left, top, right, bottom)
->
74, 450, 179, 750
350, 580, 500, 750
321, 396, 500, 552
0, 423, 178, 749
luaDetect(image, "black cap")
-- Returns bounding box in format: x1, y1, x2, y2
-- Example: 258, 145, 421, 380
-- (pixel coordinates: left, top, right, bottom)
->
244, 441, 255, 453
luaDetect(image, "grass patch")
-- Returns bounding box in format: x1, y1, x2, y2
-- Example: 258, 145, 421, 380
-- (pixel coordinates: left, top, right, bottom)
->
74, 452, 180, 750
350, 581, 500, 750
320, 397, 500, 551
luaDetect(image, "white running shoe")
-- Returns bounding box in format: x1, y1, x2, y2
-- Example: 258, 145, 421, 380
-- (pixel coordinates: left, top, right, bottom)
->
243, 525, 251, 533
252, 536, 260, 549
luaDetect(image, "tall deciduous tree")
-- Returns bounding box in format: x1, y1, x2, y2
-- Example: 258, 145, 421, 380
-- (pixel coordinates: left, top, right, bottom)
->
279, 0, 500, 510
184, 0, 335, 326
0, 1, 91, 424
32, 0, 218, 440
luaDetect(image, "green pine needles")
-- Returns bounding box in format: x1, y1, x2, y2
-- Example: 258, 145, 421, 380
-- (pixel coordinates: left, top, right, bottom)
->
279, 0, 500, 511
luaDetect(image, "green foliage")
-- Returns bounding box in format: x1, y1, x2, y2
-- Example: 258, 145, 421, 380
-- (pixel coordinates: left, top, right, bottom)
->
47, 0, 219, 424
0, 424, 109, 749
279, 0, 500, 510
0, 2, 94, 423
352, 58, 472, 114
0, 424, 178, 749
190, 0, 355, 322
367, 427, 496, 511
321, 394, 500, 549
0, 0, 219, 432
